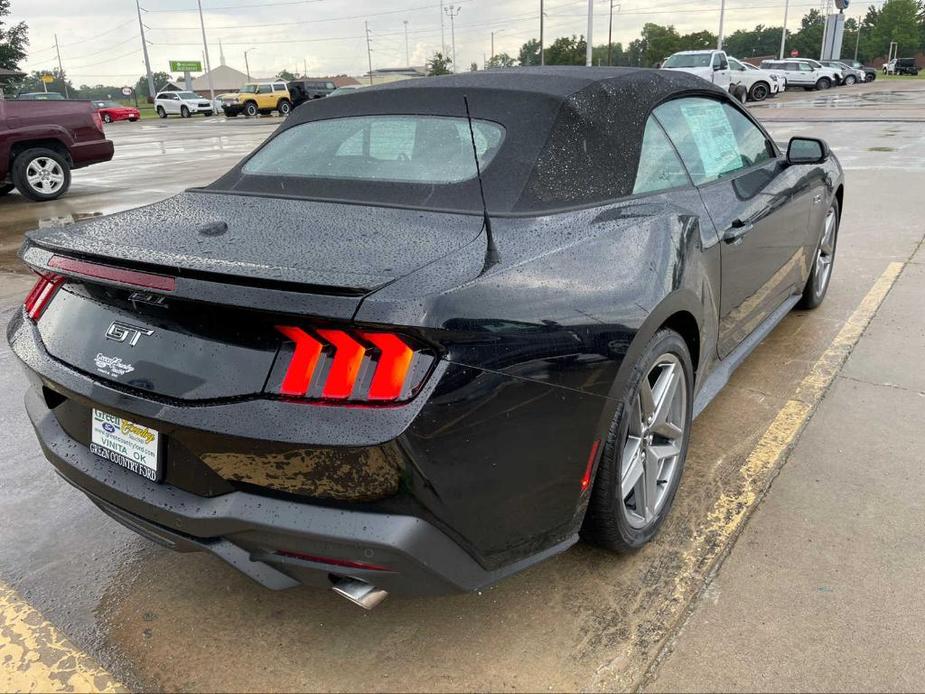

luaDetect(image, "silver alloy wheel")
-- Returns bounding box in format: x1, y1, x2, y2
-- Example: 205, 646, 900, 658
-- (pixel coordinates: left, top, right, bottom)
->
620, 353, 687, 529
25, 157, 65, 195
813, 205, 837, 296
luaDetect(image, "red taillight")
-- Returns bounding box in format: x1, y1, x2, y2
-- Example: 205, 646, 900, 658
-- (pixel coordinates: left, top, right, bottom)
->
23, 273, 65, 321
274, 325, 427, 404
275, 326, 323, 396
363, 332, 414, 401
48, 255, 176, 292
91, 111, 104, 133
316, 329, 366, 399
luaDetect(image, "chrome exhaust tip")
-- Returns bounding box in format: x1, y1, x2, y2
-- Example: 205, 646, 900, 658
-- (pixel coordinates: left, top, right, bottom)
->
331, 577, 389, 610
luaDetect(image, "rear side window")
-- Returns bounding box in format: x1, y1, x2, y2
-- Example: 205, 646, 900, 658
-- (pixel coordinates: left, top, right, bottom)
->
632, 118, 690, 195
274, 83, 286, 91
654, 98, 771, 185
242, 115, 505, 184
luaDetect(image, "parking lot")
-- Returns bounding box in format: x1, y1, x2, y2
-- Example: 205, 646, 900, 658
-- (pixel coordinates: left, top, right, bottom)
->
1, 81, 924, 691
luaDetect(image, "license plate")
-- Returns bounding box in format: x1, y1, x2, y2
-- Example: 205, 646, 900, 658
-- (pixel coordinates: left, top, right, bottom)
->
90, 409, 161, 482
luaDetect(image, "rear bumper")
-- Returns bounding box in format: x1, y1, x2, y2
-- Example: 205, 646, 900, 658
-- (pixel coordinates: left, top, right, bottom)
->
25, 385, 572, 595
71, 139, 114, 169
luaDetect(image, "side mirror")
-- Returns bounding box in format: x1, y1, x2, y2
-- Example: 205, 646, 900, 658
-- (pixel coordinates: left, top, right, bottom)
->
787, 137, 829, 165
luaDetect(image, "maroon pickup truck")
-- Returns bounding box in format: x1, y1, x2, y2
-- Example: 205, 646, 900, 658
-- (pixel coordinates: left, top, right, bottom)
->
0, 99, 114, 202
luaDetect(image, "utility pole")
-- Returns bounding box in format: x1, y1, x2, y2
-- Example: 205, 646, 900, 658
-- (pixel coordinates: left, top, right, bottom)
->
853, 23, 861, 61
585, 0, 593, 66
779, 0, 790, 58
244, 48, 254, 80
54, 34, 69, 98
196, 0, 215, 100
540, 0, 545, 65
490, 30, 503, 62
403, 20, 410, 66
365, 21, 374, 86
445, 5, 460, 72
717, 0, 726, 50
135, 0, 155, 100
440, 0, 447, 57
304, 58, 308, 77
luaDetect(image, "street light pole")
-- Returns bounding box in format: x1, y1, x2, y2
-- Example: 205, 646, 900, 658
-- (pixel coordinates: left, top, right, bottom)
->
196, 0, 215, 100
135, 0, 155, 100
607, 2, 620, 66
244, 48, 254, 80
445, 4, 460, 72
403, 20, 410, 66
491, 29, 503, 62
440, 0, 447, 57
717, 0, 726, 50
854, 23, 861, 61
779, 0, 790, 58
585, 0, 593, 66
540, 0, 545, 66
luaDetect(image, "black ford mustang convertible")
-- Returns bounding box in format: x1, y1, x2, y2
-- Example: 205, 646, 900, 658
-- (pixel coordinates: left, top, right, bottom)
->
8, 68, 842, 608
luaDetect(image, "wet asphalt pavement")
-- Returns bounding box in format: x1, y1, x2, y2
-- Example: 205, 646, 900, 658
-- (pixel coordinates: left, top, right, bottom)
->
1, 83, 924, 691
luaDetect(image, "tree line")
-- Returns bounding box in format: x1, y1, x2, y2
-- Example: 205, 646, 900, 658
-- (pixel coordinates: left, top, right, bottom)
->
470, 0, 925, 71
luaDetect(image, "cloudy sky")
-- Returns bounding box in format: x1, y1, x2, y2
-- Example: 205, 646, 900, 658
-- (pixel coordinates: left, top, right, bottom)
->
12, 0, 868, 86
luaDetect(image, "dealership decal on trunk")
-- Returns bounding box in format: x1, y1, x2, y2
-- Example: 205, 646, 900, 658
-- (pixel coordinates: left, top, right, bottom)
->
94, 353, 135, 377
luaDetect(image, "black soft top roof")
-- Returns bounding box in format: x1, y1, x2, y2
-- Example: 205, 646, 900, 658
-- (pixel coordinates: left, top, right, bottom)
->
206, 67, 725, 215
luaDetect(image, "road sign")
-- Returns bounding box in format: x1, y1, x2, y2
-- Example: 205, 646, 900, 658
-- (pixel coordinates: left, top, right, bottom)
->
121, 86, 133, 96
40, 74, 54, 84
169, 60, 202, 72
790, 49, 800, 57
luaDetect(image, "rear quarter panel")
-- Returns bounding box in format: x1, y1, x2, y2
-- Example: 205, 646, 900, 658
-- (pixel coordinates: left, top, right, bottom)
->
357, 190, 722, 563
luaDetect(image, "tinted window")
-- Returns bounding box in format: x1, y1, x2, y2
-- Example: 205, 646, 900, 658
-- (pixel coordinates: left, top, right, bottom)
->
274, 83, 286, 91
632, 118, 690, 194
257, 84, 272, 94
242, 115, 505, 184
654, 98, 771, 185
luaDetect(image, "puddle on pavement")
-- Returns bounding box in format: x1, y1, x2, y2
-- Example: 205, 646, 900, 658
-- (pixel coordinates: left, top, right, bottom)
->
0, 207, 105, 273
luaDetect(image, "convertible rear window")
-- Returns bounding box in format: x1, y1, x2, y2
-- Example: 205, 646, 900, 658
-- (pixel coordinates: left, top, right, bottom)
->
242, 115, 505, 185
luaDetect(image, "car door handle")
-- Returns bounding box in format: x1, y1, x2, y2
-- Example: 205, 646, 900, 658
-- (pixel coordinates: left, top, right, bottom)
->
724, 219, 754, 244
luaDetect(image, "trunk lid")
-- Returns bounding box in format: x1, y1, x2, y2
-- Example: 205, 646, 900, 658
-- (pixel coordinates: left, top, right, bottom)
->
26, 191, 485, 400
27, 191, 485, 293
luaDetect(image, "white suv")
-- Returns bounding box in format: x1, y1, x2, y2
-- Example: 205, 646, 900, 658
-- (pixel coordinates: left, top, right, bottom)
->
727, 56, 784, 101
154, 90, 215, 118
759, 60, 838, 90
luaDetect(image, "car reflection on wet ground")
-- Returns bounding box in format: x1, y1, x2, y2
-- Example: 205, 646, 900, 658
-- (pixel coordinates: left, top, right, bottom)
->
1, 83, 924, 692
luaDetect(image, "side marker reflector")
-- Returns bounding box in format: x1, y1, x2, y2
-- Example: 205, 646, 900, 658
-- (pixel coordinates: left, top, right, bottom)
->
580, 439, 601, 492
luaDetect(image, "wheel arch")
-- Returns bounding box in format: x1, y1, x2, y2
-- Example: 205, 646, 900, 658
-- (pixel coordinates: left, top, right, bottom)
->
9, 139, 72, 170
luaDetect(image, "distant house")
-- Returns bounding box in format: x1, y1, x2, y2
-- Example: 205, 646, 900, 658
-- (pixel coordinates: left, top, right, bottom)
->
190, 65, 252, 96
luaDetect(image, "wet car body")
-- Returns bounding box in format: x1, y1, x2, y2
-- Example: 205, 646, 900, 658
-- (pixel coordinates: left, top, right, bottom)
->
8, 68, 844, 597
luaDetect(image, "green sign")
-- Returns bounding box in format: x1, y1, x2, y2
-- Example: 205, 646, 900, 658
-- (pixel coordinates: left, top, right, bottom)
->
169, 60, 202, 72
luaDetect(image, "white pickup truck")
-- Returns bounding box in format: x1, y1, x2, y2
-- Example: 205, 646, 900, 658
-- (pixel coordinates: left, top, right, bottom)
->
661, 49, 785, 102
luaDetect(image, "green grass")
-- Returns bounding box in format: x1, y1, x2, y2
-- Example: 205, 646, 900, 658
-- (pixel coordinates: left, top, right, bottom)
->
878, 72, 925, 80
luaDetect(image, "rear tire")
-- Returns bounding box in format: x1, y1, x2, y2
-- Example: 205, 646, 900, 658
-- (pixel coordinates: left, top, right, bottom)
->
799, 198, 840, 309
277, 99, 292, 116
582, 329, 693, 551
749, 82, 770, 101
865, 72, 876, 82
102, 113, 112, 123
816, 77, 832, 90
11, 147, 71, 202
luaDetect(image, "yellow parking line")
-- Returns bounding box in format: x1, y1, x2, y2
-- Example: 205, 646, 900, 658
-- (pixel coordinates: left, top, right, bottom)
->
596, 261, 906, 691
0, 581, 123, 693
